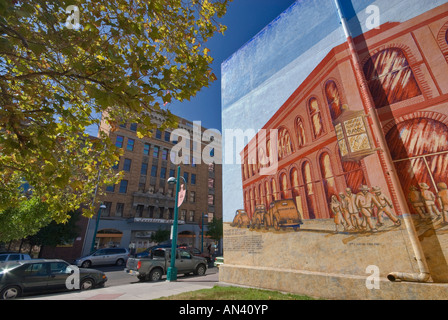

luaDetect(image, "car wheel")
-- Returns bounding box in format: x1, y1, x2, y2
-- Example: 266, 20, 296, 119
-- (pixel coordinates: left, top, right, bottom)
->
1, 286, 21, 300
115, 258, 125, 266
81, 260, 91, 268
194, 264, 206, 276
149, 268, 163, 281
80, 278, 95, 290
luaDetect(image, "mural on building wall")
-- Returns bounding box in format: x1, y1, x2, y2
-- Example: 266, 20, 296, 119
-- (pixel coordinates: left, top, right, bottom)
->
230, 9, 448, 238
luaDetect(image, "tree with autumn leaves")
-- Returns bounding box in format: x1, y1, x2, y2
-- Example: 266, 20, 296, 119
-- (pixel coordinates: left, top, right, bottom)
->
0, 0, 230, 241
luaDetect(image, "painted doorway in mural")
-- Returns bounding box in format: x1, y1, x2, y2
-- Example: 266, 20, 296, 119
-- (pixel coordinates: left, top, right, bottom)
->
386, 117, 448, 215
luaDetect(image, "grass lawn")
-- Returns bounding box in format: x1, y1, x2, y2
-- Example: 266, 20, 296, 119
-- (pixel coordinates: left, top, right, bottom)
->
157, 285, 315, 300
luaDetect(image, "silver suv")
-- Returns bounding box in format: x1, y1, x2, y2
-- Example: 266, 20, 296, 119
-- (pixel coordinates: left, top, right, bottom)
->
75, 248, 129, 268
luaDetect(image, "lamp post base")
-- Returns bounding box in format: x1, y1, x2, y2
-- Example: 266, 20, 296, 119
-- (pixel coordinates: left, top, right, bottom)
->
166, 267, 178, 282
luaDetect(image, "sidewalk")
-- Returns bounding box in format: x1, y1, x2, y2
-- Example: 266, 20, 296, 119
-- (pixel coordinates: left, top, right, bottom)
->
23, 272, 219, 300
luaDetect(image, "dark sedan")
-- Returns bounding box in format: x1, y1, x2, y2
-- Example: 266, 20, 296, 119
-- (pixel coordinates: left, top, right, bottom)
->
0, 259, 107, 299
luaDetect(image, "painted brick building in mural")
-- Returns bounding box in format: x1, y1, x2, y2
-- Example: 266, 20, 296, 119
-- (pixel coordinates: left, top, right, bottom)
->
221, 0, 448, 300
240, 6, 448, 223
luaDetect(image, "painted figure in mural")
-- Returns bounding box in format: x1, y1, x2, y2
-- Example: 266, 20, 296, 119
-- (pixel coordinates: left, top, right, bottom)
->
338, 192, 354, 230
345, 188, 361, 229
330, 195, 349, 233
436, 182, 448, 224
419, 182, 441, 220
372, 186, 401, 227
408, 185, 429, 220
355, 185, 381, 232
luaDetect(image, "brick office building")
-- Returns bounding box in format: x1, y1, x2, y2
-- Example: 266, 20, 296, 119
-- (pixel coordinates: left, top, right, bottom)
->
79, 114, 222, 256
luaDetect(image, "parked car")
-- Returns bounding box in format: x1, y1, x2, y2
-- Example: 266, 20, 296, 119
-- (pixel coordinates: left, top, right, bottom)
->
265, 199, 303, 231
125, 248, 207, 282
250, 204, 267, 229
231, 209, 251, 228
74, 248, 129, 268
189, 248, 211, 263
0, 259, 107, 299
214, 256, 224, 268
0, 253, 32, 263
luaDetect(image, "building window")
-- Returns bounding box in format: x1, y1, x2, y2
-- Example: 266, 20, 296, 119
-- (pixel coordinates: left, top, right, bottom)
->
119, 180, 128, 194
153, 146, 159, 158
151, 165, 158, 177
130, 123, 137, 132
296, 117, 306, 149
169, 169, 175, 178
135, 205, 144, 218
112, 160, 119, 170
190, 191, 196, 203
181, 209, 187, 221
188, 210, 195, 222
183, 172, 189, 184
156, 129, 162, 139
123, 158, 132, 172
115, 135, 124, 148
138, 183, 145, 192
363, 48, 421, 108
191, 174, 196, 185
106, 184, 115, 192
208, 194, 214, 205
325, 80, 343, 121
160, 167, 167, 179
308, 97, 324, 139
208, 178, 214, 189
115, 203, 124, 217
162, 148, 168, 161
103, 202, 112, 216
141, 162, 148, 175
278, 127, 293, 160
208, 163, 215, 172
119, 123, 127, 128
126, 138, 135, 151
164, 131, 171, 142
143, 143, 151, 155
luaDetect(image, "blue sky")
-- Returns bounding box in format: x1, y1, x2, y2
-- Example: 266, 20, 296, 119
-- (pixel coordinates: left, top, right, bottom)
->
166, 0, 297, 131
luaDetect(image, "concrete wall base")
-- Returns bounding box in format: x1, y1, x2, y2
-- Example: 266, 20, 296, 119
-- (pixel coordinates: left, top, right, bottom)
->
219, 264, 448, 300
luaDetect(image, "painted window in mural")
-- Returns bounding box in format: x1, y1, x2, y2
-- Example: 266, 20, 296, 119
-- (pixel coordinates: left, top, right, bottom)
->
271, 178, 279, 201
320, 153, 337, 211
386, 118, 448, 217
325, 80, 343, 121
296, 117, 306, 148
363, 48, 422, 108
301, 161, 316, 219
278, 127, 293, 159
265, 180, 272, 206
259, 183, 265, 208
280, 173, 289, 199
308, 98, 324, 138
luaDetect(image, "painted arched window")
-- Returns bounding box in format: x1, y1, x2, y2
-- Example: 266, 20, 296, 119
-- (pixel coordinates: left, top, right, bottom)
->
278, 127, 293, 160
319, 153, 337, 213
249, 189, 254, 217
280, 173, 288, 199
271, 179, 279, 201
259, 183, 266, 208
325, 80, 343, 121
363, 48, 421, 108
296, 117, 306, 148
290, 167, 301, 211
308, 98, 324, 139
265, 180, 272, 206
301, 161, 316, 219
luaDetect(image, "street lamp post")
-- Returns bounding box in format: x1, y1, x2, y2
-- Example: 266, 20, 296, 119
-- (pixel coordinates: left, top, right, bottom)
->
166, 166, 186, 282
201, 212, 208, 253
90, 204, 106, 253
